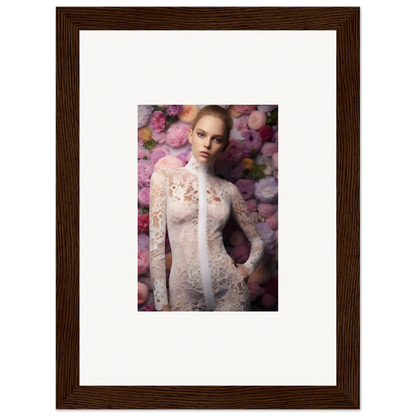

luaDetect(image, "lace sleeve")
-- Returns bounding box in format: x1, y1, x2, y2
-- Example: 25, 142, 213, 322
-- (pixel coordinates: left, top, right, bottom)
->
149, 169, 169, 311
230, 183, 265, 277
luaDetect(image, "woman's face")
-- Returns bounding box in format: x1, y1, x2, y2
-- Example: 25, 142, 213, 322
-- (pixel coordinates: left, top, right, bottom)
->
188, 115, 230, 164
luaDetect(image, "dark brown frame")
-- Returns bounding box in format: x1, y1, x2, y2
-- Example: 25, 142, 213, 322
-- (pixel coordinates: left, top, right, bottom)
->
56, 7, 359, 409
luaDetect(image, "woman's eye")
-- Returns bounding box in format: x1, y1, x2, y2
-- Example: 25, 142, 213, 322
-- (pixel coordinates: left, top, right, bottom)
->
198, 133, 204, 137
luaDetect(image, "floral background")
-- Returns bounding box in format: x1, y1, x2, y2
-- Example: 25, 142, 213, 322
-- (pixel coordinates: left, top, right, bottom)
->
137, 105, 278, 311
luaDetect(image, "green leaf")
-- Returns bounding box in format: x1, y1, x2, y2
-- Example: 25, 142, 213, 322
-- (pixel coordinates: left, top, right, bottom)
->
250, 148, 257, 158
144, 139, 157, 150
153, 105, 167, 113
247, 163, 267, 180
142, 207, 149, 215
266, 110, 278, 126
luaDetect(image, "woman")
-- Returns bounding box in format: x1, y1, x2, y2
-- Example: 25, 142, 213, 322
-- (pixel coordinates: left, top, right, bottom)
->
149, 105, 265, 311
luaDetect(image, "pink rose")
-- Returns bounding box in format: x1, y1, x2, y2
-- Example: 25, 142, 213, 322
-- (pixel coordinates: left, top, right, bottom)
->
149, 146, 170, 164
235, 116, 249, 131
137, 149, 146, 159
248, 110, 267, 130
166, 122, 189, 147
138, 213, 149, 234
240, 127, 249, 138
137, 247, 149, 275
137, 159, 154, 188
261, 142, 278, 157
154, 155, 184, 171
245, 199, 257, 212
258, 203, 275, 218
219, 138, 243, 165
150, 111, 167, 132
138, 187, 150, 207
261, 293, 277, 308
247, 280, 265, 301
152, 131, 167, 144
265, 215, 278, 230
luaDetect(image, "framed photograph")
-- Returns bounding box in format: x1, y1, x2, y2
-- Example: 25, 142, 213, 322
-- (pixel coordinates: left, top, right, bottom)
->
57, 7, 359, 409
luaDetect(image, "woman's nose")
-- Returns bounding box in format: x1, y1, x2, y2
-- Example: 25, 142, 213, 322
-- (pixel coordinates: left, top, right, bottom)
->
203, 139, 211, 148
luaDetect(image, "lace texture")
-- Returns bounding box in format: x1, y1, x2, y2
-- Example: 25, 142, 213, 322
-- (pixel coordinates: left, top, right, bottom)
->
149, 153, 265, 311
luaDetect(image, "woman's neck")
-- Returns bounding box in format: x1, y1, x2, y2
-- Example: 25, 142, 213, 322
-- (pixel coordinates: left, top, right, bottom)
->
185, 152, 215, 176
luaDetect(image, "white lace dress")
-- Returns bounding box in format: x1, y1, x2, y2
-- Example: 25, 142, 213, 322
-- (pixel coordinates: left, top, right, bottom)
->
149, 153, 265, 311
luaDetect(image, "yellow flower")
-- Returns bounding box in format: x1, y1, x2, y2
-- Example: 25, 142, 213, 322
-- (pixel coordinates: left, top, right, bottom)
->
138, 126, 152, 143
228, 106, 242, 118
242, 157, 254, 170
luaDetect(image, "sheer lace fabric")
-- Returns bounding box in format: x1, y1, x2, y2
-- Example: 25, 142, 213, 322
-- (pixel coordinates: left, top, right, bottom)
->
149, 153, 265, 311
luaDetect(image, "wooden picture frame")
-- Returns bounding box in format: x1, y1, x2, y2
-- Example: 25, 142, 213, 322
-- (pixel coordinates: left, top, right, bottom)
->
56, 7, 359, 409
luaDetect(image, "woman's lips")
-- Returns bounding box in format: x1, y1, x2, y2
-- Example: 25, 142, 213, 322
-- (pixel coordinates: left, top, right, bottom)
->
200, 152, 210, 157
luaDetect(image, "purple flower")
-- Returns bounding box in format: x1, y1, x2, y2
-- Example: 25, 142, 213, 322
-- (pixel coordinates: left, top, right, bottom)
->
176, 154, 188, 165
141, 303, 155, 312
256, 222, 275, 252
254, 176, 278, 204
236, 179, 255, 200
257, 105, 276, 113
138, 233, 150, 249
137, 159, 154, 188
242, 130, 263, 153
166, 105, 184, 116
138, 187, 150, 207
137, 105, 153, 129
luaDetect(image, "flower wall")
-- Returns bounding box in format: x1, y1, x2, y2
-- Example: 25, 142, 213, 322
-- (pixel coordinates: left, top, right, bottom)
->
138, 105, 278, 311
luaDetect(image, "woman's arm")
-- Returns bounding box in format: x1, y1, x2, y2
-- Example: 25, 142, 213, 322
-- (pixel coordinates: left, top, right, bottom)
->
149, 169, 170, 311
230, 183, 266, 279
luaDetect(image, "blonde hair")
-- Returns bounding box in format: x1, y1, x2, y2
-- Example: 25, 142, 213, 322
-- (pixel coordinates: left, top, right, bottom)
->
191, 105, 234, 142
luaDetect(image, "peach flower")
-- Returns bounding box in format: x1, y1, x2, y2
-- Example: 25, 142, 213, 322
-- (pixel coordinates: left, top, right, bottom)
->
272, 152, 278, 169
178, 105, 199, 124
138, 247, 149, 275
154, 155, 184, 171
138, 282, 149, 305
248, 110, 267, 130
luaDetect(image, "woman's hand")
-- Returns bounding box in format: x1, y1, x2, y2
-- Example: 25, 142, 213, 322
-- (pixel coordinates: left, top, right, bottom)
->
160, 304, 170, 311
231, 260, 250, 284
